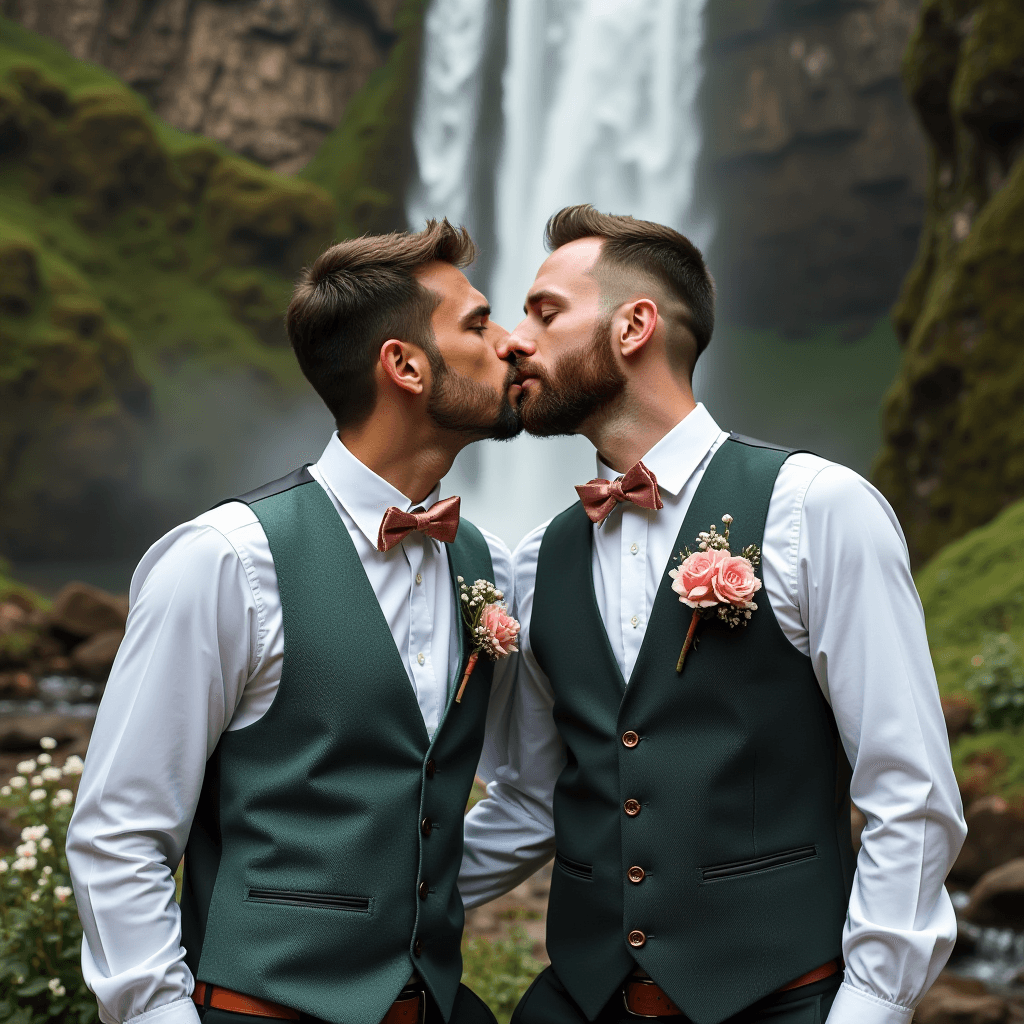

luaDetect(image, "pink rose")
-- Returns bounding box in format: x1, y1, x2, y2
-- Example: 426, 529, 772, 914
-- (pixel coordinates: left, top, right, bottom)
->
711, 555, 761, 608
481, 603, 520, 658
669, 549, 729, 608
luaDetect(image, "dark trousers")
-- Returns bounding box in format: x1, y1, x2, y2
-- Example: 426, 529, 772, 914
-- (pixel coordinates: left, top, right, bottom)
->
199, 983, 497, 1024
511, 967, 842, 1024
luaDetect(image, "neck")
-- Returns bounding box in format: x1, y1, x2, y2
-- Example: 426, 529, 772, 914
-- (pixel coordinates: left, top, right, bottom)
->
583, 376, 697, 474
339, 411, 463, 506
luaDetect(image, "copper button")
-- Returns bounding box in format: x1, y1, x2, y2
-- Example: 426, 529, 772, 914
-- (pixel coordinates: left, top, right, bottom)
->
418, 881, 429, 900
628, 930, 646, 948
622, 731, 639, 748
628, 866, 645, 884
624, 799, 641, 817
421, 817, 432, 837
413, 939, 423, 958
425, 759, 436, 779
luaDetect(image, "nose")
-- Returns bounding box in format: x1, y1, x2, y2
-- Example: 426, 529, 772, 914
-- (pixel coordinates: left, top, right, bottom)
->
497, 319, 535, 361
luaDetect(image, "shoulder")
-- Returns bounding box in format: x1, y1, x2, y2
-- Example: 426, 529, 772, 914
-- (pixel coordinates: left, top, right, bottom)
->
511, 517, 556, 593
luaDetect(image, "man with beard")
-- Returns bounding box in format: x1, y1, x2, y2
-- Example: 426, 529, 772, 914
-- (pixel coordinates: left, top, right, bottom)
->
460, 206, 966, 1024
67, 221, 521, 1024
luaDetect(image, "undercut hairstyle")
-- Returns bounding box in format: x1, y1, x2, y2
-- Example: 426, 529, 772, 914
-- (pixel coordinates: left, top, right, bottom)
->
286, 220, 476, 428
544, 204, 715, 374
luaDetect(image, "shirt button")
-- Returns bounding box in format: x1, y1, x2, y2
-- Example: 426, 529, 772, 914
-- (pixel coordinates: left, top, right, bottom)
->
630, 543, 638, 554
425, 758, 436, 779
622, 731, 639, 748
417, 652, 425, 665
421, 817, 432, 837
630, 615, 639, 627
624, 799, 641, 817
416, 573, 423, 585
628, 930, 646, 948
413, 939, 423, 957
628, 866, 645, 884
418, 881, 429, 900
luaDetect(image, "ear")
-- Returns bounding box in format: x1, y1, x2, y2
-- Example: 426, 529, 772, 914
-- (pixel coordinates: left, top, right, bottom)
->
617, 298, 658, 358
380, 339, 429, 396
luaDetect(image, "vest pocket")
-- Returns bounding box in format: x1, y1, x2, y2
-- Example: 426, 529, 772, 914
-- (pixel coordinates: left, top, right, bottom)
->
246, 888, 371, 912
701, 845, 816, 882
555, 852, 593, 881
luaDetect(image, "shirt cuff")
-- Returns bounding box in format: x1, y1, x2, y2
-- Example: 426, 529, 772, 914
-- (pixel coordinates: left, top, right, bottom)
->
826, 982, 914, 1024
125, 997, 200, 1024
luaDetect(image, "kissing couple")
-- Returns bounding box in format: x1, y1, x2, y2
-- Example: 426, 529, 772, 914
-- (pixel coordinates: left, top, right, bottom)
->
67, 207, 966, 1024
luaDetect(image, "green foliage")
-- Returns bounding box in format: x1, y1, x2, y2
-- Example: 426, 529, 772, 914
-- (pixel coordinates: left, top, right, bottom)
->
964, 633, 1024, 730
461, 929, 543, 1024
916, 496, 1024, 695
0, 740, 92, 1024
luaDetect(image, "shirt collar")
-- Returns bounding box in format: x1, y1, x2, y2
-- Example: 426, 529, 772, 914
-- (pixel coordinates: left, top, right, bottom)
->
314, 433, 442, 549
595, 403, 723, 498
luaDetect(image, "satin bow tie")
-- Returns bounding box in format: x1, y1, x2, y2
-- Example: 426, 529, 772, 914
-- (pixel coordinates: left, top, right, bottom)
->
575, 461, 664, 524
377, 495, 461, 553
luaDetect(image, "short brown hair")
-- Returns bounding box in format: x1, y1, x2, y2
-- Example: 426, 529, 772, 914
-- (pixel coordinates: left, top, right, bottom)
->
286, 220, 476, 428
545, 205, 715, 372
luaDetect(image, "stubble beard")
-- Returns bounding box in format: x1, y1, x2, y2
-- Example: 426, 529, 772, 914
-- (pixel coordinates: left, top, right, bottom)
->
426, 355, 522, 441
516, 315, 627, 437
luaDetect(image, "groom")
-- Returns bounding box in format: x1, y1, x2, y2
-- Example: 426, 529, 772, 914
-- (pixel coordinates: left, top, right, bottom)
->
461, 205, 967, 1024
67, 220, 520, 1024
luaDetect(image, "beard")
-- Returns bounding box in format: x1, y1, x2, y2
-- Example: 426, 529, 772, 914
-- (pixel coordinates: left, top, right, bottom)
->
515, 315, 626, 436
426, 354, 522, 440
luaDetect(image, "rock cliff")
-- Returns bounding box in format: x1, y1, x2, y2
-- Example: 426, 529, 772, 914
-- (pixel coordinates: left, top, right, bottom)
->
872, 0, 1024, 566
0, 0, 403, 176
702, 0, 928, 332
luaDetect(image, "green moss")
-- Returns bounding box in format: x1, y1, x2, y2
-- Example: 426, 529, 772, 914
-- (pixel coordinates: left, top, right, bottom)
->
300, 0, 426, 238
950, 729, 1024, 801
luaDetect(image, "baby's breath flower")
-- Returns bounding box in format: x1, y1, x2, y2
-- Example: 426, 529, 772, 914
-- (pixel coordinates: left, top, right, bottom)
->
29, 891, 40, 902
10, 776, 26, 790
17, 760, 36, 775
16, 841, 37, 857
53, 885, 72, 901
13, 856, 37, 871
37, 752, 52, 766
62, 755, 84, 776
41, 767, 62, 781
21, 825, 47, 842
39, 736, 57, 750
42, 865, 53, 876
52, 789, 74, 808
30, 788, 47, 802
40, 837, 53, 851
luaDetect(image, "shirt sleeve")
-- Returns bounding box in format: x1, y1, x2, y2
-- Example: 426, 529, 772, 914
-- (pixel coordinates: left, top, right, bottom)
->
786, 465, 967, 1024
459, 523, 561, 908
66, 520, 263, 1024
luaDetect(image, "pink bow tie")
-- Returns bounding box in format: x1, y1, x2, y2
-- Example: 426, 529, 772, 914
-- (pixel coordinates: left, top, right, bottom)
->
377, 496, 461, 553
575, 461, 663, 524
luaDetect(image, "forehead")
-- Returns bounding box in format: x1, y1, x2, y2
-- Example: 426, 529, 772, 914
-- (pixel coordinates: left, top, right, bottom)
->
414, 260, 485, 318
531, 237, 604, 300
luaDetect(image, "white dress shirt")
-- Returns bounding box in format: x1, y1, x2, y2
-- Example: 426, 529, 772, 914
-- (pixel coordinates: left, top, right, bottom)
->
66, 434, 515, 1024
460, 404, 966, 1024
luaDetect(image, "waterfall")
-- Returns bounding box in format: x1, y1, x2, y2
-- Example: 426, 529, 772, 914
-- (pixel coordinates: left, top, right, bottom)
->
409, 0, 711, 547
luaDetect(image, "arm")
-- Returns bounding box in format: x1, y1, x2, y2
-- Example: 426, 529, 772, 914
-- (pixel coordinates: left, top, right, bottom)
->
66, 515, 264, 1024
785, 464, 967, 1024
459, 524, 562, 908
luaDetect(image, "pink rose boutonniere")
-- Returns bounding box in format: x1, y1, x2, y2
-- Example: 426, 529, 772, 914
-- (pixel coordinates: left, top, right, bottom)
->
667, 514, 762, 673
455, 577, 520, 703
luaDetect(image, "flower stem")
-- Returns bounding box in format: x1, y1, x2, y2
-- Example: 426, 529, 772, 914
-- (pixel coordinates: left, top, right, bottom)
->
455, 652, 479, 704
676, 610, 701, 673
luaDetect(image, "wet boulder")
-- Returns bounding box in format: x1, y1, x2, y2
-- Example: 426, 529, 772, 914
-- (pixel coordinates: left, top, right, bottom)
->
71, 628, 124, 680
914, 975, 1009, 1023
950, 796, 1024, 886
965, 858, 1024, 930
49, 582, 127, 639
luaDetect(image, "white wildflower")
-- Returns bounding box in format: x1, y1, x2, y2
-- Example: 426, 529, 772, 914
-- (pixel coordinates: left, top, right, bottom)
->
29, 891, 40, 902
40, 837, 52, 851
0, 860, 7, 872
21, 825, 47, 842
36, 753, 52, 765
16, 841, 37, 857
62, 755, 84, 776
42, 865, 53, 876
0, 786, 10, 796
10, 776, 26, 790
30, 788, 47, 802
31, 776, 43, 786
47, 978, 66, 996
54, 885, 72, 901
17, 760, 36, 775
13, 856, 37, 871
51, 789, 74, 808
39, 737, 57, 750
41, 767, 62, 781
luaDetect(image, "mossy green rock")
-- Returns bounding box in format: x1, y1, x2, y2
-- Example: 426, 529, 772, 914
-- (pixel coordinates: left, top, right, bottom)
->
873, 0, 1024, 566
0, 17, 336, 558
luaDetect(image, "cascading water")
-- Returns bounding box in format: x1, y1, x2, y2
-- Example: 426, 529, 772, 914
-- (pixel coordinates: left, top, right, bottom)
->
409, 0, 711, 546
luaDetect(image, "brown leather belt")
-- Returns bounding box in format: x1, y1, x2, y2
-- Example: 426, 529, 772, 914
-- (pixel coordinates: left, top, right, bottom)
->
192, 982, 425, 1024
623, 960, 841, 1017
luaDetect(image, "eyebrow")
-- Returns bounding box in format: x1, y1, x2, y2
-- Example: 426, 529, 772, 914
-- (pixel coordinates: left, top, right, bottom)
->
459, 304, 491, 328
524, 290, 564, 315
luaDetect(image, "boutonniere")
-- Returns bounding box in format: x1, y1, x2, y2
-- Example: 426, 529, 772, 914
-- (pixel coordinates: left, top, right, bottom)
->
455, 577, 521, 703
667, 514, 762, 673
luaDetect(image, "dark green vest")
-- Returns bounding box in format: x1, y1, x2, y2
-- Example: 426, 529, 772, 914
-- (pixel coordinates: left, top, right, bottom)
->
180, 468, 495, 1024
531, 438, 855, 1024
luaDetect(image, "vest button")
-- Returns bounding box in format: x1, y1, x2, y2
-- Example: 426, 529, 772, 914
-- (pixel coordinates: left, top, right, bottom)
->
622, 731, 639, 748
628, 930, 646, 948
628, 866, 645, 883
624, 799, 641, 817
418, 881, 429, 900
425, 759, 436, 779
421, 817, 432, 837
413, 939, 423, 958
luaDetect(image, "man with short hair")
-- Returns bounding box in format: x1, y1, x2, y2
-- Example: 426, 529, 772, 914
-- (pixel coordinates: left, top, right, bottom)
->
460, 205, 966, 1024
68, 220, 520, 1024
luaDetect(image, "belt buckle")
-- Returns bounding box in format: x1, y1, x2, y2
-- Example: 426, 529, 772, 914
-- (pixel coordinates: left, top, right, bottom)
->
394, 985, 426, 1024
622, 978, 668, 1019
